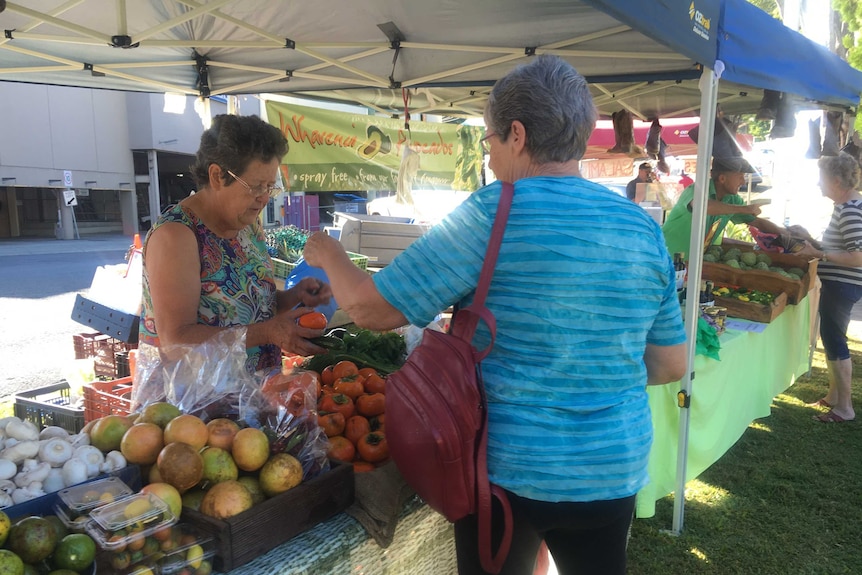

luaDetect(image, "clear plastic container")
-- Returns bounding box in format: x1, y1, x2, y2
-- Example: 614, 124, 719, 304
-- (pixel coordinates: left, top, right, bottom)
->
55, 476, 136, 528
157, 523, 216, 574
86, 492, 177, 551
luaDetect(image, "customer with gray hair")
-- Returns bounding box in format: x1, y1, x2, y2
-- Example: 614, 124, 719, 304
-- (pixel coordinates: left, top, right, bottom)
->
796, 151, 862, 423
304, 54, 687, 574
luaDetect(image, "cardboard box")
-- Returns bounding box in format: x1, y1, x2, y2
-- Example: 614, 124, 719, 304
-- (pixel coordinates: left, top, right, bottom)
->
714, 291, 788, 323
181, 459, 354, 572
71, 294, 140, 343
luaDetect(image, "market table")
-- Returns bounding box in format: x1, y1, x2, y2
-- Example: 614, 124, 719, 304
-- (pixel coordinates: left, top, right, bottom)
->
636, 297, 812, 518
219, 495, 455, 574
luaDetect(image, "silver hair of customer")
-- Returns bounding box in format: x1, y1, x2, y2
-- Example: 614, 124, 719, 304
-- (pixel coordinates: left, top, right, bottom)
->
485, 54, 598, 164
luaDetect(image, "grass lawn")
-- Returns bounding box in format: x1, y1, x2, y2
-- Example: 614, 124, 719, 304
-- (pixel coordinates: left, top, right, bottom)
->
627, 329, 862, 574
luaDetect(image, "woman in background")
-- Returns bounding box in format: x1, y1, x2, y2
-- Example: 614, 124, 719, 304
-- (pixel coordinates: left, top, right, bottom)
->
797, 152, 862, 423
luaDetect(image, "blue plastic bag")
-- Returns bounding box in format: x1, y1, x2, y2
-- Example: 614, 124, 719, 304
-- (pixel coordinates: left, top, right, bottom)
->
285, 257, 338, 321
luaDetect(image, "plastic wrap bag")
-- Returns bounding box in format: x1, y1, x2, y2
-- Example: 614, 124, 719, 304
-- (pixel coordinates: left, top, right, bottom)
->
239, 368, 330, 479
132, 327, 253, 420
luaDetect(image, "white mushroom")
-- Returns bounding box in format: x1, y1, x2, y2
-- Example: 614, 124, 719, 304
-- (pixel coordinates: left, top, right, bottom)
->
0, 480, 16, 495
0, 417, 22, 431
39, 438, 74, 468
68, 433, 90, 449
100, 451, 127, 474
0, 440, 39, 464
14, 462, 51, 488
0, 459, 16, 481
6, 420, 39, 442
11, 482, 45, 504
0, 491, 11, 508
3, 438, 18, 449
39, 426, 70, 441
43, 468, 65, 493
62, 458, 88, 488
73, 445, 104, 478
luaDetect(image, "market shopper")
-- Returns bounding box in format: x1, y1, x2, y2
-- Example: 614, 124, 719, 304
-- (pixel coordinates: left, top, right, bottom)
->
626, 162, 653, 202
139, 114, 332, 375
795, 152, 862, 423
304, 55, 687, 575
661, 157, 786, 256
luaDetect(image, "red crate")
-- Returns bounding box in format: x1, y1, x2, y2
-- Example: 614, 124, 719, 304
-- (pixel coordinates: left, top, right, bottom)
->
82, 377, 133, 422
73, 333, 136, 379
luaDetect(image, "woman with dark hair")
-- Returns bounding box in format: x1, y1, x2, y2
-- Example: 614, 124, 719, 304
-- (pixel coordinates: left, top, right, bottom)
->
304, 55, 686, 574
139, 114, 331, 376
797, 151, 862, 423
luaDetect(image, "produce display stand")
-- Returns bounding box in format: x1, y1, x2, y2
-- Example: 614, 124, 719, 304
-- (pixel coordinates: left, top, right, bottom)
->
218, 495, 454, 575
636, 297, 811, 518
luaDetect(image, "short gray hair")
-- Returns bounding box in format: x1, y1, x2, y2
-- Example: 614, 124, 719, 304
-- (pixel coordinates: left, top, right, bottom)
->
818, 151, 861, 191
485, 55, 597, 164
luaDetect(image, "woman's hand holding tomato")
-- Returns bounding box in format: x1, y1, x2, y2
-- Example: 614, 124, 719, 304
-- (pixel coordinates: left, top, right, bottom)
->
297, 311, 328, 329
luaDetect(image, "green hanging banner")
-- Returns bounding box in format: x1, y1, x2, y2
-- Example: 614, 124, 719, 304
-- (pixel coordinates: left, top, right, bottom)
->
265, 100, 484, 192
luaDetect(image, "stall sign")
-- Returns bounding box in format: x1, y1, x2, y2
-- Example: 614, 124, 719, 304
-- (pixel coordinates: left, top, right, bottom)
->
265, 100, 484, 192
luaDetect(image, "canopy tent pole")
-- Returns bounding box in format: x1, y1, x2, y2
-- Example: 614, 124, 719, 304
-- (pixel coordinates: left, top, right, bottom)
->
671, 63, 721, 535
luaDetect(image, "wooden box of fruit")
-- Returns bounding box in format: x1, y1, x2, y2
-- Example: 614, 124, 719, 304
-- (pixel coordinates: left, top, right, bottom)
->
181, 459, 354, 572
701, 242, 817, 305
713, 289, 788, 324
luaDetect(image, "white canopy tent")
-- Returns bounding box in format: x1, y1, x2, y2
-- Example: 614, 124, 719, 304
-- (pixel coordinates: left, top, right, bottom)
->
2, 0, 862, 536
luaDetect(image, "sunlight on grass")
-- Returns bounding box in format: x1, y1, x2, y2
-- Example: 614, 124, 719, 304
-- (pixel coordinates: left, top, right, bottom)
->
747, 421, 772, 433
688, 547, 710, 564
684, 478, 730, 507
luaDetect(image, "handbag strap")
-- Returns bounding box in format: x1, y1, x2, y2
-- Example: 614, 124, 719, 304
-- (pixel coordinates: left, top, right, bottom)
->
453, 181, 515, 574
450, 181, 514, 357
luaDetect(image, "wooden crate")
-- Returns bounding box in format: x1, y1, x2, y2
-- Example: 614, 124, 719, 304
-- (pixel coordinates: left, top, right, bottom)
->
181, 459, 354, 572
705, 241, 818, 305
702, 256, 816, 305
714, 291, 788, 323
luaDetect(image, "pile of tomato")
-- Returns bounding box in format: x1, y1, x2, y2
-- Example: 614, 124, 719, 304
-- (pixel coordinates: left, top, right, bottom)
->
315, 360, 388, 473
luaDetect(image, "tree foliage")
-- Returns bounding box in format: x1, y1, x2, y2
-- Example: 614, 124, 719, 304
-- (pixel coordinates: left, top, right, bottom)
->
833, 0, 862, 131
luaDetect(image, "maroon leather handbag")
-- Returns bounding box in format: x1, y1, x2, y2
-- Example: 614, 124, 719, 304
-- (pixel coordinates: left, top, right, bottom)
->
386, 182, 514, 574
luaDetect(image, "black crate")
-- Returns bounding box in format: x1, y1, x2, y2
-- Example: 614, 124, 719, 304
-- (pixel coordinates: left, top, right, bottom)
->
71, 295, 140, 344
13, 381, 86, 434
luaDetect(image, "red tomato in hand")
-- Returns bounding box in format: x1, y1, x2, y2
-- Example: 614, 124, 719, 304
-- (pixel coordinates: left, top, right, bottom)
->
357, 432, 389, 463
356, 393, 386, 417
327, 436, 356, 462
298, 312, 328, 329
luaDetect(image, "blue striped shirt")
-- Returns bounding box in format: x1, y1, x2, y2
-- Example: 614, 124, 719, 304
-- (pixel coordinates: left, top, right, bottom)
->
818, 199, 862, 286
374, 177, 686, 502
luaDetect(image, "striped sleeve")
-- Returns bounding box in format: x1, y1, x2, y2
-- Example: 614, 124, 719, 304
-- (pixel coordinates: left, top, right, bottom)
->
837, 203, 862, 251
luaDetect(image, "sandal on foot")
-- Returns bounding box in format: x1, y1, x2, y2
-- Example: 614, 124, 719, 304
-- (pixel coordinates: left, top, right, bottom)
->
813, 410, 853, 423
807, 399, 832, 409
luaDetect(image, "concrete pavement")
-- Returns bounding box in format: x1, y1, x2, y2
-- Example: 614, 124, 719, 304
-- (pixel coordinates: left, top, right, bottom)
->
0, 233, 136, 257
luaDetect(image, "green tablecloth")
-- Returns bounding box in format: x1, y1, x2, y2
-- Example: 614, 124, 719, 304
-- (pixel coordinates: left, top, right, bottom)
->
636, 297, 811, 518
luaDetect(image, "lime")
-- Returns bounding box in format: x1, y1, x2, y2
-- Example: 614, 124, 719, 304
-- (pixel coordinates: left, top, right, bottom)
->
0, 549, 23, 575
51, 533, 96, 572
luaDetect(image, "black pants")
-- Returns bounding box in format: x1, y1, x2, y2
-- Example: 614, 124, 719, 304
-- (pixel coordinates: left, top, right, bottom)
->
454, 491, 635, 575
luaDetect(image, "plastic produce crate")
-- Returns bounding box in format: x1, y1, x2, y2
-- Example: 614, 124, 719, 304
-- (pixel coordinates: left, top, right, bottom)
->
82, 376, 133, 422
13, 381, 85, 433
73, 332, 136, 379
271, 251, 368, 279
